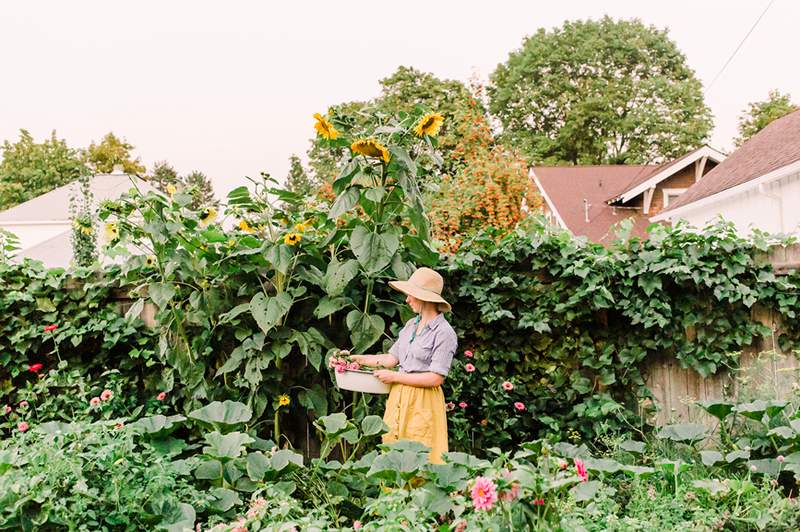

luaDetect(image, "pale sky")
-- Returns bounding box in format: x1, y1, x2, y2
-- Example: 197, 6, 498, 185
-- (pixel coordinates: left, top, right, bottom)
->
1, 1, 797, 198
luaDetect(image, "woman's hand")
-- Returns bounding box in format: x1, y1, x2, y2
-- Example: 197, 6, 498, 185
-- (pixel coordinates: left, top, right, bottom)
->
349, 354, 374, 366
373, 369, 397, 384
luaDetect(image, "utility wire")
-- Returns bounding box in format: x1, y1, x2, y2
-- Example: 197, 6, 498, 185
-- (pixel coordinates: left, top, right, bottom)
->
706, 0, 776, 92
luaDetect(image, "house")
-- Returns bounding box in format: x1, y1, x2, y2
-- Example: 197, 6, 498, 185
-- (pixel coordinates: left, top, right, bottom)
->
531, 146, 726, 244
652, 109, 800, 235
0, 168, 155, 268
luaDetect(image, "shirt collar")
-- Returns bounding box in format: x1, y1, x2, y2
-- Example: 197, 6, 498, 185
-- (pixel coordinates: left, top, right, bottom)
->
425, 313, 445, 331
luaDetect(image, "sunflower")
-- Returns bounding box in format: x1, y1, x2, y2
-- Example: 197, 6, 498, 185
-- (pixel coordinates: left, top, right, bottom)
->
104, 222, 119, 241
313, 113, 340, 140
284, 233, 302, 246
278, 394, 290, 407
413, 113, 445, 137
145, 255, 156, 268
199, 207, 217, 226
351, 139, 391, 163
294, 223, 307, 233
238, 220, 254, 233
166, 184, 177, 197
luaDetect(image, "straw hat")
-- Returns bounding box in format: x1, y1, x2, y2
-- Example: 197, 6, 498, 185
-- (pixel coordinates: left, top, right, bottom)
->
388, 267, 451, 313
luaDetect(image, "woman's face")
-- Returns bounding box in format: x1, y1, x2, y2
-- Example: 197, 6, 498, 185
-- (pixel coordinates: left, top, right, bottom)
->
406, 294, 424, 314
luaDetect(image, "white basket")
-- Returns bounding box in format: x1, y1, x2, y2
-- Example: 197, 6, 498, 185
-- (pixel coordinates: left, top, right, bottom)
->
334, 369, 391, 394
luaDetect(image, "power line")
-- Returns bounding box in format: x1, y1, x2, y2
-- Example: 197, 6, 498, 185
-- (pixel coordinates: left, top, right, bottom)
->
706, 0, 776, 92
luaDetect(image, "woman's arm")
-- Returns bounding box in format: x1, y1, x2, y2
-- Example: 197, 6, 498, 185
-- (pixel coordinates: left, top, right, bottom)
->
374, 370, 444, 388
349, 354, 399, 368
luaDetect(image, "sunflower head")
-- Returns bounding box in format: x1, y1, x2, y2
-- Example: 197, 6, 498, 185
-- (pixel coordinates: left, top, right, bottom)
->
284, 233, 302, 246
104, 222, 119, 241
294, 223, 307, 233
238, 220, 254, 233
413, 113, 445, 137
351, 139, 391, 163
145, 255, 156, 268
199, 207, 217, 226
313, 113, 340, 140
278, 394, 290, 407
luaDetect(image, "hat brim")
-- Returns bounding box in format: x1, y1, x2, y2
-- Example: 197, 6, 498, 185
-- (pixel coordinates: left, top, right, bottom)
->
389, 280, 452, 313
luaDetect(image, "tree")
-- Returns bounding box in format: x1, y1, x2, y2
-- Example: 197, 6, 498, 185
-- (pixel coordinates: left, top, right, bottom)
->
0, 129, 87, 211
283, 155, 318, 212
86, 132, 145, 174
183, 170, 216, 208
735, 90, 797, 146
149, 160, 181, 193
489, 17, 713, 165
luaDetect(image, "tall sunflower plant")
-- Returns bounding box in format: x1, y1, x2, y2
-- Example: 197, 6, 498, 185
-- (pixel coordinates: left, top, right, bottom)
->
309, 108, 445, 355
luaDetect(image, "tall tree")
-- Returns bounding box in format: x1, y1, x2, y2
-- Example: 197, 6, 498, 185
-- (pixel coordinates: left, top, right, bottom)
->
183, 170, 216, 208
489, 17, 713, 165
149, 160, 181, 193
0, 129, 87, 211
283, 155, 318, 212
86, 132, 145, 174
735, 90, 797, 146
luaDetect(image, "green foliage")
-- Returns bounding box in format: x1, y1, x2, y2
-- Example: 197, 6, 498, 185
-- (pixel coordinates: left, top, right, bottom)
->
489, 17, 713, 164
735, 89, 798, 146
69, 172, 98, 267
149, 160, 181, 192
86, 132, 145, 174
0, 129, 87, 211
184, 170, 217, 209
283, 154, 318, 212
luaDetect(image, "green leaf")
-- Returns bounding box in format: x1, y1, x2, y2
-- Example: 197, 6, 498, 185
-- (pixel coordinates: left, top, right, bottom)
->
149, 282, 176, 309
346, 309, 385, 353
323, 259, 360, 297
412, 485, 453, 515
570, 480, 602, 502
250, 292, 293, 336
271, 449, 304, 471
314, 296, 351, 319
130, 414, 186, 437
218, 303, 251, 324
656, 423, 707, 443
699, 450, 723, 467
246, 452, 270, 481
692, 479, 729, 495
350, 226, 399, 274
209, 487, 240, 513
202, 431, 254, 460
735, 400, 788, 422
195, 459, 224, 480
329, 187, 360, 219
188, 400, 253, 428
619, 440, 646, 454
402, 234, 439, 267
265, 244, 293, 275
361, 415, 389, 436
695, 400, 734, 421
317, 413, 350, 435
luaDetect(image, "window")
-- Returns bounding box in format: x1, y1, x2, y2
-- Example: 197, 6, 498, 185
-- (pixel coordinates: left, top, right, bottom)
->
662, 188, 688, 208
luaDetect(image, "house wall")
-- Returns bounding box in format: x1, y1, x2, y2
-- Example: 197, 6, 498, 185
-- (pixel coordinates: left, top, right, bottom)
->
647, 160, 719, 215
680, 171, 800, 235
0, 222, 70, 252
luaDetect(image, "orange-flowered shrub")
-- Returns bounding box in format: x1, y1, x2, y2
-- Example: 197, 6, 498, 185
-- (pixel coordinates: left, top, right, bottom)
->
428, 98, 542, 253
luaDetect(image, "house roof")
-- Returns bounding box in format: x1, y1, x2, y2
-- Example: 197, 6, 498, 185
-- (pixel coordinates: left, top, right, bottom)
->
608, 145, 726, 204
0, 172, 153, 223
662, 109, 800, 214
15, 228, 73, 268
532, 165, 658, 243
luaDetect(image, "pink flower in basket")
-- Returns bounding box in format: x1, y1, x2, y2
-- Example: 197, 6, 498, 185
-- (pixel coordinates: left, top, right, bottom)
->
347, 362, 360, 371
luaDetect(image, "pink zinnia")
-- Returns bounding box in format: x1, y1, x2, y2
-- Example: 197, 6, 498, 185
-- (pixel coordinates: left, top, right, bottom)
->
470, 476, 498, 511
100, 389, 114, 401
459, 401, 468, 408
446, 402, 455, 411
328, 356, 339, 369
17, 421, 29, 432
19, 400, 29, 409
44, 324, 58, 333
156, 391, 167, 401
574, 458, 588, 482
500, 483, 520, 501
28, 363, 43, 373
464, 363, 475, 373
89, 396, 101, 407
502, 381, 513, 391
464, 350, 473, 358
3, 405, 11, 415
353, 521, 362, 530
347, 362, 360, 371
778, 455, 785, 463
514, 402, 526, 411
454, 521, 467, 532
335, 364, 346, 373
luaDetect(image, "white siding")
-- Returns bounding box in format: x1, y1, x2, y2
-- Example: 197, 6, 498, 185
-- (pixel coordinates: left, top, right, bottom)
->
678, 171, 800, 236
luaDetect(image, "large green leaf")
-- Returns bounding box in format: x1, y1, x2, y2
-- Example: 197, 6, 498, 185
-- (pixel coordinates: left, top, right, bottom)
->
195, 459, 224, 480
149, 282, 176, 309
323, 259, 360, 297
570, 480, 602, 502
402, 234, 439, 267
314, 296, 351, 319
250, 292, 293, 336
188, 400, 253, 429
346, 309, 385, 353
695, 400, 734, 421
208, 487, 240, 513
202, 431, 254, 460
328, 187, 360, 219
361, 415, 389, 437
656, 423, 707, 443
130, 414, 186, 437
734, 400, 788, 422
350, 226, 399, 274
271, 449, 304, 472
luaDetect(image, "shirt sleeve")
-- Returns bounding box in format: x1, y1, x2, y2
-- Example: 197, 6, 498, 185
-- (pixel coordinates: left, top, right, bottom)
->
428, 327, 458, 377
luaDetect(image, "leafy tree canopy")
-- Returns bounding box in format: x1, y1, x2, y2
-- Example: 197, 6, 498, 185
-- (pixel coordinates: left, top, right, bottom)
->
283, 154, 318, 212
0, 129, 87, 211
735, 89, 797, 146
86, 132, 145, 175
489, 17, 713, 165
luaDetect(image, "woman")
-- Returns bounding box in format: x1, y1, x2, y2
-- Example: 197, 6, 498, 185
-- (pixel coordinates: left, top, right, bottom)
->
350, 267, 457, 463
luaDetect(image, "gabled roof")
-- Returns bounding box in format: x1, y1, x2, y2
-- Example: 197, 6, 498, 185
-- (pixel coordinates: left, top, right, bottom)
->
0, 173, 153, 223
608, 146, 726, 204
657, 109, 800, 216
532, 165, 658, 243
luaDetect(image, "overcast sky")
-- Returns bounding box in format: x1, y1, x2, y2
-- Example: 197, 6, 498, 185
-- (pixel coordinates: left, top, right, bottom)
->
1, 1, 797, 197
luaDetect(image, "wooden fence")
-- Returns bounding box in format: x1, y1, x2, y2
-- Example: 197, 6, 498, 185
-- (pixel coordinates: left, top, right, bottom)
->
644, 244, 800, 426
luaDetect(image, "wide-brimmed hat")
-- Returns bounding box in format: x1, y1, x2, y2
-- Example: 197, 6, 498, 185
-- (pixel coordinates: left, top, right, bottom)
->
388, 267, 451, 313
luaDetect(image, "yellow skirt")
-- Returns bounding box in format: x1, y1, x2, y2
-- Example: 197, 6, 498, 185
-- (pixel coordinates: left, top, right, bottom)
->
382, 383, 449, 464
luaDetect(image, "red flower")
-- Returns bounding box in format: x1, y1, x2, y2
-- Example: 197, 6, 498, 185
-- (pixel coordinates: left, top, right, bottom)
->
574, 458, 588, 482
533, 498, 545, 506
156, 391, 167, 401
44, 324, 58, 333
28, 363, 43, 373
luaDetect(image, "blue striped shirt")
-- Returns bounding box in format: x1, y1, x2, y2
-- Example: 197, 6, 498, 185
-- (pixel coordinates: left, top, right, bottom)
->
389, 314, 458, 377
